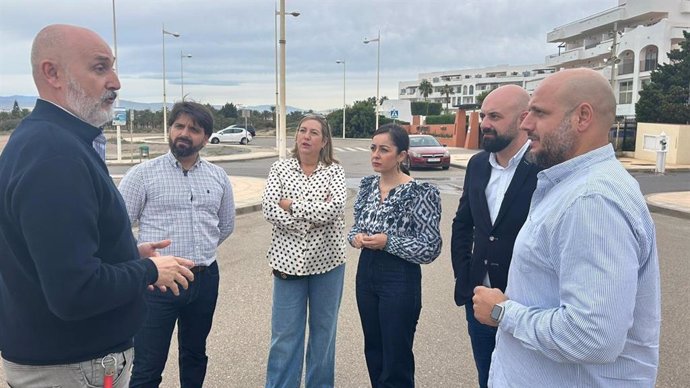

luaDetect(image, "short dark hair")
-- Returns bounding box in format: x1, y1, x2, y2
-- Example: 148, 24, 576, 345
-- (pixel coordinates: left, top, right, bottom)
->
373, 123, 409, 153
168, 101, 214, 137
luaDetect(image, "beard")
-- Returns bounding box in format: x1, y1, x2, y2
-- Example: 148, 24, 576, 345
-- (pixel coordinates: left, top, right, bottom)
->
482, 128, 514, 153
169, 136, 204, 158
526, 117, 576, 169
482, 118, 521, 153
65, 76, 117, 127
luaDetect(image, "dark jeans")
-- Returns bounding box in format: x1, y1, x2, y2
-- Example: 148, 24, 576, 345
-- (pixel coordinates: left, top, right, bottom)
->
131, 261, 219, 388
356, 248, 421, 388
465, 302, 497, 388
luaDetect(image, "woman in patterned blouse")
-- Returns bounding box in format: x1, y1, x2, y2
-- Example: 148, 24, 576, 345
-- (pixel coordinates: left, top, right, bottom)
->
349, 124, 442, 388
262, 114, 347, 388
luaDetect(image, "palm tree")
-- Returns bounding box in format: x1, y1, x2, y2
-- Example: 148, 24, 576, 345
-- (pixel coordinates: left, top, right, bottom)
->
440, 84, 455, 113
418, 79, 433, 116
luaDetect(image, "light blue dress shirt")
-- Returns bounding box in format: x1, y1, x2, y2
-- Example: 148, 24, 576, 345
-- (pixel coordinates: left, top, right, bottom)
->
490, 144, 660, 387
119, 152, 235, 267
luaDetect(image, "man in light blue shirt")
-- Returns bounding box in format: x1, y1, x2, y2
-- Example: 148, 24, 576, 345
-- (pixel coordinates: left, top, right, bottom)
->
119, 101, 235, 388
472, 68, 660, 387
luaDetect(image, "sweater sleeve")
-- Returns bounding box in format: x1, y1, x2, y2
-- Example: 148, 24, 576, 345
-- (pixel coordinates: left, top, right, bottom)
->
15, 155, 156, 321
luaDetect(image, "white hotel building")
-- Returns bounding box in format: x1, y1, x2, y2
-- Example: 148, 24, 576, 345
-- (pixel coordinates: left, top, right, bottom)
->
399, 0, 690, 120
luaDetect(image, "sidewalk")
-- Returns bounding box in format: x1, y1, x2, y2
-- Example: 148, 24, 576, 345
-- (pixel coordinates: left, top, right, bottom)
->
104, 144, 688, 220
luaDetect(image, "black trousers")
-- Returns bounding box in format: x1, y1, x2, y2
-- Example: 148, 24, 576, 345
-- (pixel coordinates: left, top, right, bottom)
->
356, 248, 422, 388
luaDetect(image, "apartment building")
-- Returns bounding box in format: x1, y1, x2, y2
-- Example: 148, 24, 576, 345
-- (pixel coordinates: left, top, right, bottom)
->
546, 0, 690, 118
399, 0, 690, 120
398, 65, 553, 108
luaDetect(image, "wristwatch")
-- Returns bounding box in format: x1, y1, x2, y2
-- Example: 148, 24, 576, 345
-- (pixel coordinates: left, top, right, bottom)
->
287, 202, 294, 215
490, 301, 506, 324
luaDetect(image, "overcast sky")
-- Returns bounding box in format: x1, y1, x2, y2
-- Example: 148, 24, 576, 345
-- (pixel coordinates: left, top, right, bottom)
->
0, 0, 615, 111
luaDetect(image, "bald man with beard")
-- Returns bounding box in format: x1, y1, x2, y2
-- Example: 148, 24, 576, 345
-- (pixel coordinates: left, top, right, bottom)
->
451, 85, 540, 388
0, 24, 195, 388
472, 68, 660, 387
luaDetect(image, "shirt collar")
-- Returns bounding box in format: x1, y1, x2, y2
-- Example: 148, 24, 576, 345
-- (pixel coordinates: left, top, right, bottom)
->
288, 157, 325, 173
539, 143, 615, 185
165, 151, 203, 170
488, 139, 531, 170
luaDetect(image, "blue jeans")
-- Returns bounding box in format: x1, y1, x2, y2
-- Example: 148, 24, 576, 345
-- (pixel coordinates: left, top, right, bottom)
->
265, 264, 345, 388
465, 302, 497, 388
3, 348, 133, 388
356, 248, 421, 388
130, 261, 219, 388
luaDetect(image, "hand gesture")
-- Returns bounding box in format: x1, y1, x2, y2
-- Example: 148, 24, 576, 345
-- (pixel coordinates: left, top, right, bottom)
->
361, 233, 388, 250
148, 256, 195, 296
138, 239, 171, 258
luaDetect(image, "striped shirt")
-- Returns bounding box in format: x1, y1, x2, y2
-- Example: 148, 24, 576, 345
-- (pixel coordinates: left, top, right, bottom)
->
118, 152, 235, 266
490, 144, 660, 387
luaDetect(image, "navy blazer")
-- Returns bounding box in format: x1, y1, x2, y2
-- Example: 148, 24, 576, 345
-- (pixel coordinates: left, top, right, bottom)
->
450, 149, 540, 306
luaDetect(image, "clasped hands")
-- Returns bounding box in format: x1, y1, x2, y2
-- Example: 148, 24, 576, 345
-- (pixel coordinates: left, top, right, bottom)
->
351, 232, 388, 250
138, 239, 195, 296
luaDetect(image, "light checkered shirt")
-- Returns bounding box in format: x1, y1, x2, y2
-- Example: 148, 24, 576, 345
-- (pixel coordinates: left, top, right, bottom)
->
92, 132, 107, 161
118, 152, 235, 266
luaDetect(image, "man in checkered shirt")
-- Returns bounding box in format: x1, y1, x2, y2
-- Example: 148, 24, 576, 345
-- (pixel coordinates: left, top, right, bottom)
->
119, 101, 235, 388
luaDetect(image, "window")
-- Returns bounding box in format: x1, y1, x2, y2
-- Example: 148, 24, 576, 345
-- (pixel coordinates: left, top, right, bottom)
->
469, 85, 474, 94
400, 89, 406, 95
618, 50, 634, 75
463, 85, 468, 95
643, 47, 658, 72
618, 81, 633, 104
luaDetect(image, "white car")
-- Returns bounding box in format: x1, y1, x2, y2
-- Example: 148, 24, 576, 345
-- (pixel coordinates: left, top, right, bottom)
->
209, 126, 253, 145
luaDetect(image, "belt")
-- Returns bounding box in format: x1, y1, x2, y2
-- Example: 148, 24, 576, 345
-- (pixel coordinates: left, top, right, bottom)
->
272, 269, 308, 280
191, 266, 208, 274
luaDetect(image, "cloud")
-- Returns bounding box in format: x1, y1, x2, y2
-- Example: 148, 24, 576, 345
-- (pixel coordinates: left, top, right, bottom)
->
0, 0, 615, 110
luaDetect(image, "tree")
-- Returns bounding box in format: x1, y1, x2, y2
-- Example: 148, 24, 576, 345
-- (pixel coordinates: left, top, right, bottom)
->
636, 30, 690, 124
219, 103, 238, 119
418, 79, 434, 116
439, 84, 455, 112
11, 100, 21, 119
475, 90, 491, 106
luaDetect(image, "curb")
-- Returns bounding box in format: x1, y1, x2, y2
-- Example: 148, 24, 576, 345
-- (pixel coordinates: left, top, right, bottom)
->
646, 203, 690, 220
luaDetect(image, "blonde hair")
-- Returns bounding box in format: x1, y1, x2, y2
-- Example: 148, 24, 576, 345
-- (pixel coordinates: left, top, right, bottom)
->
290, 114, 339, 165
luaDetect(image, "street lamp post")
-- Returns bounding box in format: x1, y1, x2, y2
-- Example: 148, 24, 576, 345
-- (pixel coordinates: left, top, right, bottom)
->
336, 60, 346, 139
111, 0, 122, 161
276, 0, 300, 158
364, 30, 381, 130
180, 52, 192, 100
162, 24, 180, 141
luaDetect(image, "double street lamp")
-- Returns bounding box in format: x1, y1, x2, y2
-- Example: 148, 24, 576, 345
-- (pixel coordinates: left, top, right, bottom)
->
180, 52, 192, 100
364, 30, 381, 131
336, 60, 346, 139
275, 0, 300, 158
162, 25, 180, 141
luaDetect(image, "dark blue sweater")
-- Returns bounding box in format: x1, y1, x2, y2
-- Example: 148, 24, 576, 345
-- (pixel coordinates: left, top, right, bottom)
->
0, 100, 159, 365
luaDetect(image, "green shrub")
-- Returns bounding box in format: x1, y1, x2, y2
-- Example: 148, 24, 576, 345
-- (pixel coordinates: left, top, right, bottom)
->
425, 114, 455, 125
0, 118, 22, 132
411, 101, 442, 116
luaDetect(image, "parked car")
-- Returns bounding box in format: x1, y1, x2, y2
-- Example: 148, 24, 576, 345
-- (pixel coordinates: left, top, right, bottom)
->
403, 135, 451, 170
209, 126, 253, 145
230, 124, 256, 137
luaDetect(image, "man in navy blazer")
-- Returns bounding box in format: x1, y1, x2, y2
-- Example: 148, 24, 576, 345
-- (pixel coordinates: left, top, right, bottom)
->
451, 85, 540, 388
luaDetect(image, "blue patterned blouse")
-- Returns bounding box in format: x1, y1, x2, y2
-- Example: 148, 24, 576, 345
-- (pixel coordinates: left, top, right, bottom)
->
348, 175, 442, 264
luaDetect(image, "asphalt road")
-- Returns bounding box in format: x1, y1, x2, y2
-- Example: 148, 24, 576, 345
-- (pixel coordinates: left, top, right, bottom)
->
162, 196, 690, 387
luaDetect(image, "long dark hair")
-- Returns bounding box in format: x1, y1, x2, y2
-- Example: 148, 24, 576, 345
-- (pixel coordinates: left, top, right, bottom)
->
373, 123, 410, 175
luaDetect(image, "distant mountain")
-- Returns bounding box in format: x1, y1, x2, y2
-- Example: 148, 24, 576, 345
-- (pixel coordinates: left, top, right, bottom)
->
0, 95, 306, 113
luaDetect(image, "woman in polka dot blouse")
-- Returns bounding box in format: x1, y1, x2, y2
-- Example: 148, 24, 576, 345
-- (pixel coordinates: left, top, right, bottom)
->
349, 124, 442, 388
262, 114, 347, 388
